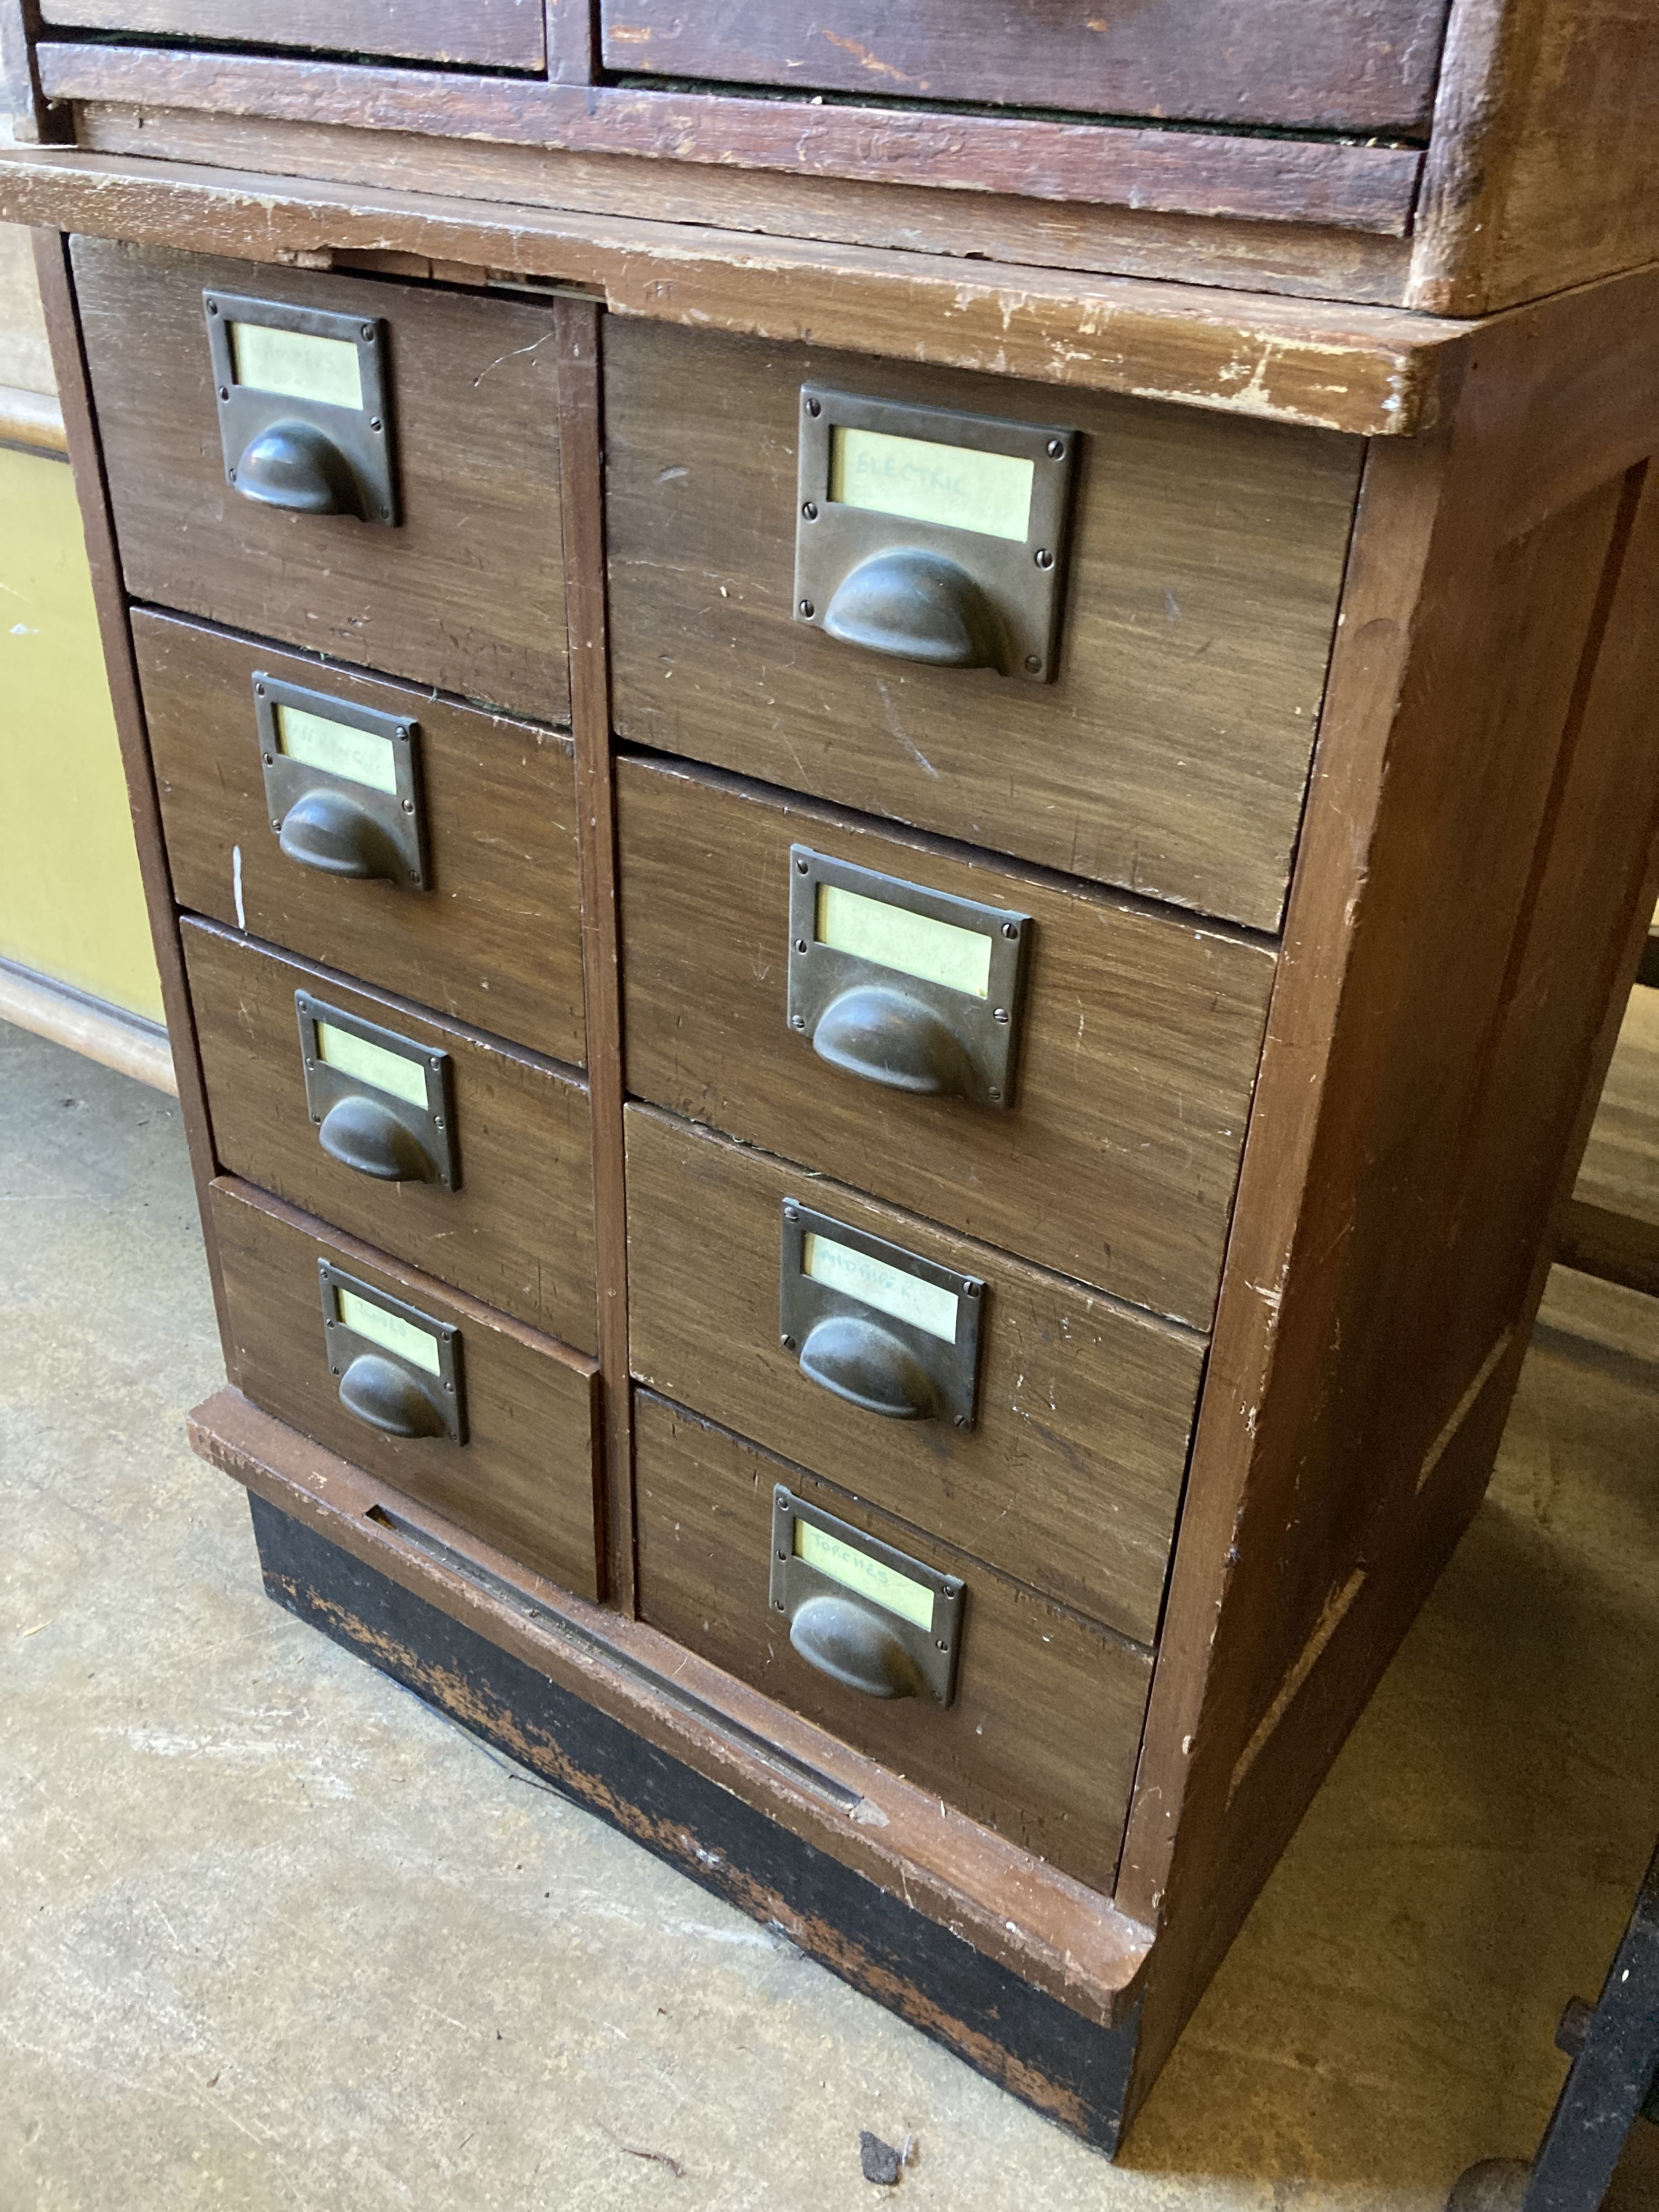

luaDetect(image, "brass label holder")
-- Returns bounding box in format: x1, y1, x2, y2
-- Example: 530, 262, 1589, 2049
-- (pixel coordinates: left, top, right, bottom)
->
317, 1260, 465, 1446
780, 1199, 985, 1429
295, 991, 458, 1191
793, 385, 1077, 681
204, 290, 399, 525
769, 1486, 963, 1707
254, 672, 427, 889
787, 844, 1031, 1108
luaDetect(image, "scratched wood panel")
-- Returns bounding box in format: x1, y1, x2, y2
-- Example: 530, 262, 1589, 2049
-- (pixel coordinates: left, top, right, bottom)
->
604, 318, 1363, 933
139, 612, 585, 1065
40, 0, 546, 68
634, 1391, 1153, 1898
212, 1177, 603, 1598
600, 0, 1452, 135
625, 1105, 1203, 1645
70, 236, 570, 721
185, 920, 598, 1352
617, 757, 1274, 1328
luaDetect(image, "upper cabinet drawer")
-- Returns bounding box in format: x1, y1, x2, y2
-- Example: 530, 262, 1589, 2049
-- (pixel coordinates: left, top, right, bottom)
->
139, 614, 585, 1067
604, 321, 1361, 934
599, 0, 1451, 137
72, 241, 568, 722
41, 1, 546, 69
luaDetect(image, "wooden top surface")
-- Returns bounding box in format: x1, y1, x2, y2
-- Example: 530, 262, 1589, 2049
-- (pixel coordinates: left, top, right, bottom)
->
0, 145, 1485, 436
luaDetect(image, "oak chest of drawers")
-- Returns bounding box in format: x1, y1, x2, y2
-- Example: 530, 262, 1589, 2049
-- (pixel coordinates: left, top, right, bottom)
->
6, 0, 1658, 2154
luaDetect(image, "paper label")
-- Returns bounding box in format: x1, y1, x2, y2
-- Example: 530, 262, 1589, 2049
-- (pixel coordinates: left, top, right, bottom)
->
829, 425, 1034, 542
816, 881, 992, 999
335, 1286, 441, 1376
275, 702, 398, 796
316, 1019, 430, 1110
795, 1519, 936, 1631
804, 1230, 959, 1344
231, 321, 365, 411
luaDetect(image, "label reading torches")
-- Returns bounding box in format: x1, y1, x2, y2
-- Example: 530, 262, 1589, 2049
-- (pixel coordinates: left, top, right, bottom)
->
315, 1019, 430, 1110
274, 701, 399, 796
803, 1230, 959, 1344
828, 425, 1034, 542
229, 321, 365, 411
815, 881, 993, 999
794, 1517, 936, 1631
334, 1286, 442, 1375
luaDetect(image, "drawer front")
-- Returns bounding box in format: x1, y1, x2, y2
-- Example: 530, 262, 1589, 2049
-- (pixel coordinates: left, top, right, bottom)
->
43, 1, 546, 68
140, 614, 585, 1065
74, 240, 568, 722
604, 320, 1360, 933
634, 1392, 1151, 1896
599, 2, 1449, 135
213, 1179, 602, 1598
618, 758, 1273, 1328
625, 1106, 1201, 1643
185, 922, 597, 1352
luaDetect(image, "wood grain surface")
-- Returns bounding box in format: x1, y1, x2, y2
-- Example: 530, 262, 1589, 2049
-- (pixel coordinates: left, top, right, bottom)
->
139, 612, 585, 1065
70, 236, 570, 721
617, 758, 1274, 1328
211, 1176, 602, 1599
624, 1106, 1203, 1645
39, 0, 546, 67
1410, 0, 1659, 315
72, 104, 1416, 310
600, 0, 1451, 135
0, 148, 1475, 437
191, 1381, 1157, 2028
606, 319, 1359, 933
1114, 272, 1659, 2120
36, 44, 1425, 234
184, 920, 597, 1351
634, 1391, 1152, 1898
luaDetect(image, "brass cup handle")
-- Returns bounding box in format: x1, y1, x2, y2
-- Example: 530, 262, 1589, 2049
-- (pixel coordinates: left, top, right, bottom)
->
234, 419, 356, 515
788, 1593, 924, 1700
337, 1352, 448, 1439
810, 983, 974, 1099
317, 1093, 436, 1183
822, 547, 1001, 670
798, 1313, 937, 1421
278, 786, 404, 881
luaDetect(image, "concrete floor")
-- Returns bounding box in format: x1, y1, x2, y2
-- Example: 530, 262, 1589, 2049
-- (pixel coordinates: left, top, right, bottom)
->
3, 1014, 1657, 2211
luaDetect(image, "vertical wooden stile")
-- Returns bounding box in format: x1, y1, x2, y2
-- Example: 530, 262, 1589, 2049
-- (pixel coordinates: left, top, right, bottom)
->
555, 293, 635, 1611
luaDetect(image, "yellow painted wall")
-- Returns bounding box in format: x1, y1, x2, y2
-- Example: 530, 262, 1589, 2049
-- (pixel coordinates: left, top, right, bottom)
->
0, 440, 164, 1021
1, 200, 163, 1024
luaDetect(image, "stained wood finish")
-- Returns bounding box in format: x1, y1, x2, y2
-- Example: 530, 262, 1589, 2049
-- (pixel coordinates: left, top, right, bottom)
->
138, 613, 585, 1065
196, 1384, 1156, 2031
625, 1106, 1203, 1644
553, 296, 636, 1612
606, 321, 1360, 933
601, 0, 1451, 135
634, 1393, 1152, 1897
39, 0, 547, 69
70, 237, 570, 722
1410, 0, 1659, 315
211, 1178, 602, 1598
73, 105, 1415, 311
1556, 1197, 1659, 1301
184, 921, 598, 1351
34, 46, 1425, 237
1116, 278, 1659, 2126
0, 149, 1477, 437
617, 758, 1274, 1328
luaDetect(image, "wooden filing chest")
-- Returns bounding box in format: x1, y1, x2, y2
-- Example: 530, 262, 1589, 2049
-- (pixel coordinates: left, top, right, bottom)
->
5, 0, 1658, 2155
